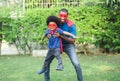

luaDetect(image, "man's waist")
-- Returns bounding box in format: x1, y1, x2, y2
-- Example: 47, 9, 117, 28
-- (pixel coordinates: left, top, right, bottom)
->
49, 48, 60, 50
62, 40, 71, 44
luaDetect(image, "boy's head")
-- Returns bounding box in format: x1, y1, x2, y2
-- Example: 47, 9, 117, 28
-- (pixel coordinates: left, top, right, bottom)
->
46, 15, 60, 30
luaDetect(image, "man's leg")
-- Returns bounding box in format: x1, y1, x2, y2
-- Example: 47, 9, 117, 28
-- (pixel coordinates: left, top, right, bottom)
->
44, 65, 50, 81
63, 44, 83, 81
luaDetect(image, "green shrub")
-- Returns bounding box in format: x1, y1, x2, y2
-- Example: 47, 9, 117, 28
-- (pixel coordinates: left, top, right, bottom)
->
1, 5, 120, 54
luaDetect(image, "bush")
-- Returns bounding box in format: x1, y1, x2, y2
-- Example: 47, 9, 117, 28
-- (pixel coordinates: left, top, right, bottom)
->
1, 5, 120, 54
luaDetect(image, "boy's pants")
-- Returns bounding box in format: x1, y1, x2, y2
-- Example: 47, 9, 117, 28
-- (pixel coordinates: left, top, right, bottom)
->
43, 48, 63, 69
44, 44, 83, 81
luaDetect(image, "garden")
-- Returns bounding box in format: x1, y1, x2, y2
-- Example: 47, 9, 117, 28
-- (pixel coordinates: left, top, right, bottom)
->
0, 0, 120, 81
0, 54, 120, 81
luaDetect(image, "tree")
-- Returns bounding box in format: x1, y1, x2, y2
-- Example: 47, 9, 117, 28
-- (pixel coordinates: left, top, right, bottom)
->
0, 7, 11, 55
0, 22, 2, 55
98, 0, 120, 53
106, 0, 120, 7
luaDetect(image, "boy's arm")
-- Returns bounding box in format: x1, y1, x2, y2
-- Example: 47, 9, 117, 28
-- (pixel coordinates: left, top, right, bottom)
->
39, 35, 46, 43
41, 35, 46, 41
63, 31, 76, 38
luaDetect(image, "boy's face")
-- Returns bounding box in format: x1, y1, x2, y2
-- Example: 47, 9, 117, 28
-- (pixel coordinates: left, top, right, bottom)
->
48, 22, 57, 30
59, 12, 68, 23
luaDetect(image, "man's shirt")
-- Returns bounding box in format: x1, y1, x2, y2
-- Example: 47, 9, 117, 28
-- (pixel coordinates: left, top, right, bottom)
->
58, 22, 76, 44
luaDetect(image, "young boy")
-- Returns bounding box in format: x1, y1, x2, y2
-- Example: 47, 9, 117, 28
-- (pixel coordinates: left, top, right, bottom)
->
38, 15, 76, 74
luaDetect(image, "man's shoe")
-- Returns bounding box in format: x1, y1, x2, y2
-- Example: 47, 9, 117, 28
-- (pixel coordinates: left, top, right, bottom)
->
38, 68, 47, 75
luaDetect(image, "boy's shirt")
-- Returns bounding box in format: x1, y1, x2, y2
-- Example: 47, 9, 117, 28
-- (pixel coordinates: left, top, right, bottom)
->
45, 28, 63, 49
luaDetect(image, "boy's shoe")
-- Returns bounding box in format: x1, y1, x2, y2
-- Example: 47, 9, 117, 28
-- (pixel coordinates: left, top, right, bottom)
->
38, 68, 47, 75
55, 65, 64, 71
55, 68, 64, 71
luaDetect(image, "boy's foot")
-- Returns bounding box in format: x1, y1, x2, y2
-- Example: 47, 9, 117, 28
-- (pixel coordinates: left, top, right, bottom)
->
38, 68, 47, 75
55, 68, 64, 71
56, 64, 64, 71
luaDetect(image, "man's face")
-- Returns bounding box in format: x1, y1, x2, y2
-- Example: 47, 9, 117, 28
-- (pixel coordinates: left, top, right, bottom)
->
48, 22, 57, 30
59, 12, 68, 24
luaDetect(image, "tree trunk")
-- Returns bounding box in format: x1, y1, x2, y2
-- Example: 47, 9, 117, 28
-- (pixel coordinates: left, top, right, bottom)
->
0, 22, 2, 55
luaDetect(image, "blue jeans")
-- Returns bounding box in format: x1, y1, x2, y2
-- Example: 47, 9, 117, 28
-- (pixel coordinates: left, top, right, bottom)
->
44, 44, 83, 81
42, 48, 63, 70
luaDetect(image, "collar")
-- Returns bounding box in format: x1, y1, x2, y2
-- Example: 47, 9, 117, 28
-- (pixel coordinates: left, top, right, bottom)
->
66, 19, 74, 27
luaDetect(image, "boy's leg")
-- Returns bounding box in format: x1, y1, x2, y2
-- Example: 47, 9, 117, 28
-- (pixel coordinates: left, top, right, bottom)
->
43, 48, 62, 81
44, 54, 55, 81
38, 49, 54, 74
54, 48, 64, 70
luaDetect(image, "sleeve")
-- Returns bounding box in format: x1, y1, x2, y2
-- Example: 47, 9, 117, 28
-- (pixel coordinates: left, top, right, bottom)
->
57, 28, 64, 34
69, 25, 77, 36
44, 29, 49, 36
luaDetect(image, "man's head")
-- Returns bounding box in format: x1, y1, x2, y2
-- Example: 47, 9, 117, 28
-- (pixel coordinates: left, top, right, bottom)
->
59, 8, 68, 24
46, 15, 60, 30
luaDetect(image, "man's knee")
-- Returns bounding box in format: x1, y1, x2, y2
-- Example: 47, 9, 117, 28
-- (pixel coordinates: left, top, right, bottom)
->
72, 61, 80, 67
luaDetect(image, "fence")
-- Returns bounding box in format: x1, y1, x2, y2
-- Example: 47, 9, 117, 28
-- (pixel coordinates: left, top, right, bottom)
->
0, 0, 105, 10
24, 0, 104, 9
25, 0, 80, 9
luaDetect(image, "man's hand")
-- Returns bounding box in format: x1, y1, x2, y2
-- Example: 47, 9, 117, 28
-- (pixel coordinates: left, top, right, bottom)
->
54, 32, 60, 37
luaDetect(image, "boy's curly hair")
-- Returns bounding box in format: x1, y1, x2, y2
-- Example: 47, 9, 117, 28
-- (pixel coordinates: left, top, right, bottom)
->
46, 15, 60, 26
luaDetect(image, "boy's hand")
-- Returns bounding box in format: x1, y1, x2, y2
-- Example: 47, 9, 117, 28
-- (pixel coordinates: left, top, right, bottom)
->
47, 34, 51, 38
39, 40, 43, 44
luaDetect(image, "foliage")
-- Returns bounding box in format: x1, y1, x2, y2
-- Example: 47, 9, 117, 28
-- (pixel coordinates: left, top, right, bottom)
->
0, 2, 120, 54
0, 7, 11, 55
96, 0, 120, 53
106, 0, 120, 8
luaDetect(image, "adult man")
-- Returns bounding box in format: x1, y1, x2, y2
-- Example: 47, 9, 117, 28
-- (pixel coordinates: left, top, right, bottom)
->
44, 8, 83, 81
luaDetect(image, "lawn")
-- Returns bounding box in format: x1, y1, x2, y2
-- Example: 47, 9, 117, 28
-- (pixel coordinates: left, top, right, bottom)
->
0, 54, 120, 81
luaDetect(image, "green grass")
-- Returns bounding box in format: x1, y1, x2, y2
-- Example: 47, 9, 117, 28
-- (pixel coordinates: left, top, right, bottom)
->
0, 54, 120, 81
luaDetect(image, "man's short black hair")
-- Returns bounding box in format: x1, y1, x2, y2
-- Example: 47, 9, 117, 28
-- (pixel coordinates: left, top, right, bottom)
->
59, 8, 68, 15
46, 15, 60, 26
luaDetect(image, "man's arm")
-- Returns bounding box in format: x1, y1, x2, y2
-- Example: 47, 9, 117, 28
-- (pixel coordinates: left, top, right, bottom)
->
63, 31, 76, 38
60, 35, 75, 44
54, 32, 75, 44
